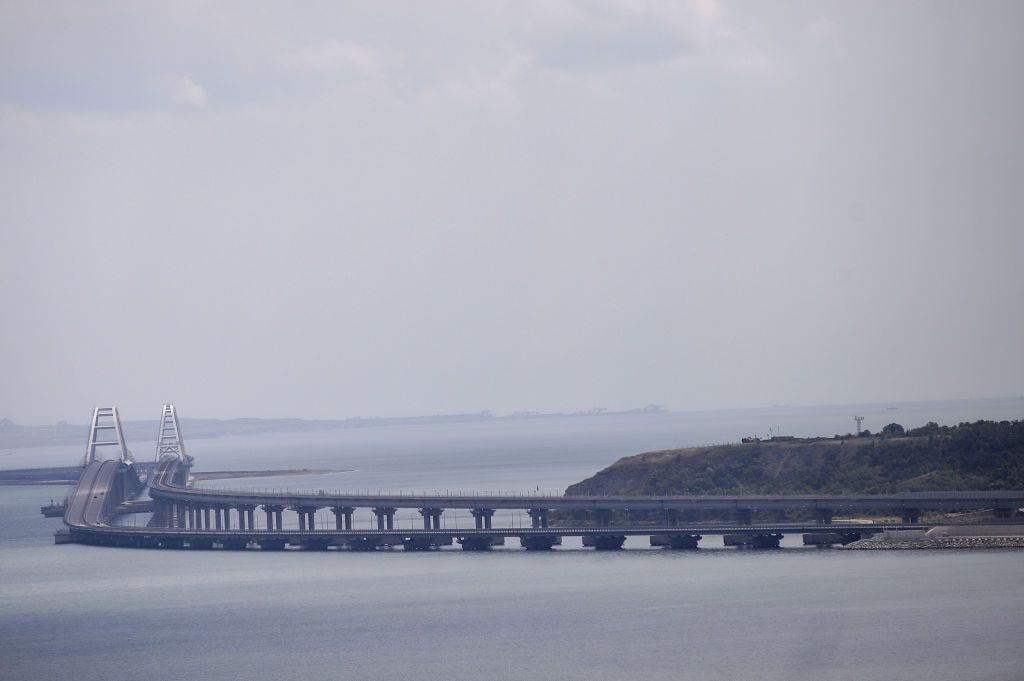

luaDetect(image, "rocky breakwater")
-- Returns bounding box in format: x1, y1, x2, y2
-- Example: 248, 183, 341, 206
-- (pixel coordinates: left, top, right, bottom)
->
844, 536, 1024, 550
844, 525, 1024, 550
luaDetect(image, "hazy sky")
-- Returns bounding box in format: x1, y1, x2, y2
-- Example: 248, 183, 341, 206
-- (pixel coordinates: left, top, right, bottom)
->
1, 1, 1022, 424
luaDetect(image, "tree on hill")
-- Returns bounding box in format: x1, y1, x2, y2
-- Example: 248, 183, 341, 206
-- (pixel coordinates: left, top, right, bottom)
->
881, 423, 905, 437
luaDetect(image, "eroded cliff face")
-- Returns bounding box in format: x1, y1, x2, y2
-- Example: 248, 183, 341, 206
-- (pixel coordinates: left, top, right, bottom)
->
565, 421, 1024, 496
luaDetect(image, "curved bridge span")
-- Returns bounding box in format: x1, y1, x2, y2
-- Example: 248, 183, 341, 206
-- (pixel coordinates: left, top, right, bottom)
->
60, 403, 1024, 551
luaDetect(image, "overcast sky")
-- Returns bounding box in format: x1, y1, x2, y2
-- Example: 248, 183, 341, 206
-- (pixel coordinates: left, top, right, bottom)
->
1, 1, 1022, 424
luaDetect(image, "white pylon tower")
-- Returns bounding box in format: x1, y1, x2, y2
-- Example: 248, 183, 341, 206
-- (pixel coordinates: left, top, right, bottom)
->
854, 415, 865, 436
155, 404, 187, 462
83, 407, 133, 466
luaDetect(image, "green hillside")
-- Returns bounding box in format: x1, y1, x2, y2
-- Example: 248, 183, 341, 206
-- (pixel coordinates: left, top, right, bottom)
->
565, 420, 1024, 496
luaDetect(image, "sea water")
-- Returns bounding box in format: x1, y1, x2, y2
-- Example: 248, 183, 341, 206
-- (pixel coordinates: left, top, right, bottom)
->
1, 398, 1022, 680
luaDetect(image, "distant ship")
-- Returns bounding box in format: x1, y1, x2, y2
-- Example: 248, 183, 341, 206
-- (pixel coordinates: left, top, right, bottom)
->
40, 499, 66, 518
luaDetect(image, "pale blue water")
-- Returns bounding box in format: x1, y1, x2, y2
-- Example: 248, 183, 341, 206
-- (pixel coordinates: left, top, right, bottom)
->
1, 399, 1022, 680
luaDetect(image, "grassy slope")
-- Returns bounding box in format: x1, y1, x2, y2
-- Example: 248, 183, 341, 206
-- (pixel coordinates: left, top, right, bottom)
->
565, 420, 1024, 496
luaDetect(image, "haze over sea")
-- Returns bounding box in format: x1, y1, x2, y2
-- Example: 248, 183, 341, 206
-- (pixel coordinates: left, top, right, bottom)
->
2, 397, 1022, 681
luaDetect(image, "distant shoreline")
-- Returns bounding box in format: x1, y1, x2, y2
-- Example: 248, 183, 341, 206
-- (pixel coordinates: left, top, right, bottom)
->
193, 468, 350, 481
0, 466, 351, 485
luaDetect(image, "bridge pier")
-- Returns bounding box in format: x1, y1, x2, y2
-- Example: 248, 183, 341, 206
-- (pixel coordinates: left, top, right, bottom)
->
592, 509, 611, 527
203, 506, 211, 530
459, 535, 497, 551
262, 504, 284, 530
901, 508, 921, 524
419, 508, 443, 529
520, 534, 560, 551
298, 537, 331, 551
650, 534, 702, 549
236, 505, 247, 531
403, 536, 434, 551
332, 506, 354, 530
471, 508, 495, 529
373, 507, 396, 530
528, 509, 550, 528
724, 533, 783, 549
583, 534, 626, 550
347, 536, 381, 551
736, 509, 753, 525
295, 506, 318, 530
816, 509, 834, 525
221, 506, 232, 530
661, 509, 680, 526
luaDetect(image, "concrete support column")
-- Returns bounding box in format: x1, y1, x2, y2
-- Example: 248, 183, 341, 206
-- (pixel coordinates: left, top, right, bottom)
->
265, 507, 275, 530
372, 507, 396, 530
237, 507, 248, 531
471, 508, 495, 529
331, 506, 353, 530
215, 507, 223, 530
736, 509, 753, 525
592, 509, 611, 528
275, 509, 283, 530
247, 507, 256, 531
203, 507, 211, 530
528, 509, 550, 528
307, 510, 316, 530
223, 507, 231, 531
297, 509, 307, 531
661, 509, 680, 526
333, 503, 358, 532
419, 508, 443, 529
816, 509, 834, 525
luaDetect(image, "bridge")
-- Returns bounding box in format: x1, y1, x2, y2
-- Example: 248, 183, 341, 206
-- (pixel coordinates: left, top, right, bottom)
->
60, 404, 1024, 551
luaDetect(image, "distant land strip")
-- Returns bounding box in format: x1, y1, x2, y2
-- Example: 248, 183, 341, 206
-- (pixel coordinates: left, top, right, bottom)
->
0, 466, 349, 485
193, 469, 348, 481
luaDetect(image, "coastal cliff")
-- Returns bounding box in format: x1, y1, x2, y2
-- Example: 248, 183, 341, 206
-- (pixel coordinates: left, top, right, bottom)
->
565, 420, 1024, 496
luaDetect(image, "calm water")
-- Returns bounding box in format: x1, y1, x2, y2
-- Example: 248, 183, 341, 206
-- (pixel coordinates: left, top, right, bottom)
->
2, 399, 1023, 680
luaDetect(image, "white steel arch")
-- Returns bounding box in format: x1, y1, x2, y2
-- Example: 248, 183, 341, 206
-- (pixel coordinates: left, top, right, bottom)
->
83, 407, 133, 466
155, 404, 187, 462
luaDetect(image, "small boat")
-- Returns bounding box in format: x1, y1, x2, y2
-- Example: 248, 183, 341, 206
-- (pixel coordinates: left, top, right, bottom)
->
40, 500, 66, 517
